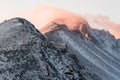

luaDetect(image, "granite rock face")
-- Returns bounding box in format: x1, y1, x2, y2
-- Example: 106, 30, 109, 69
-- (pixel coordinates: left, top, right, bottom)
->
0, 18, 101, 80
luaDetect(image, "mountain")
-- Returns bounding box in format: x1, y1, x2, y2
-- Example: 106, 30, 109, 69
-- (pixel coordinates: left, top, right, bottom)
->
45, 22, 120, 80
0, 18, 120, 80
83, 15, 120, 39
0, 18, 102, 80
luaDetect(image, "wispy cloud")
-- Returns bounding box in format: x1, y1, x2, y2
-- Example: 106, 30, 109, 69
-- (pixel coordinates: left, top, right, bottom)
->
84, 15, 120, 39
21, 6, 120, 39
22, 6, 87, 33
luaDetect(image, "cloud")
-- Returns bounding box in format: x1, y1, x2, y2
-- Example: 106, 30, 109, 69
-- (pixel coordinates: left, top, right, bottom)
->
21, 6, 120, 39
84, 15, 120, 39
22, 6, 88, 33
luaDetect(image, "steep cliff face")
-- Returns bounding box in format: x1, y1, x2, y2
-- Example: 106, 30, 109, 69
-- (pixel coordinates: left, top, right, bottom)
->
1, 17, 120, 80
45, 23, 120, 80
0, 18, 101, 80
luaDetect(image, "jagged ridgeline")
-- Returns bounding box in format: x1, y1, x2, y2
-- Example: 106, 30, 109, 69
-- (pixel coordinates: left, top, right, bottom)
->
0, 18, 102, 80
0, 17, 120, 80
45, 20, 120, 80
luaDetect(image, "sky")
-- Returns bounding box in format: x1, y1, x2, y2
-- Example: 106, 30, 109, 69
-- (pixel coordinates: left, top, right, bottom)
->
0, 0, 120, 38
0, 0, 120, 22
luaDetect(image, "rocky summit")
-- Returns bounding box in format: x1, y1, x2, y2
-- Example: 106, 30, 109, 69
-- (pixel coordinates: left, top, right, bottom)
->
0, 18, 102, 80
0, 18, 120, 80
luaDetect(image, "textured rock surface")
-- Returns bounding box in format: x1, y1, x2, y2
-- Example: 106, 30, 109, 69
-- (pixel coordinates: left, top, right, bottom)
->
0, 18, 101, 80
45, 23, 120, 80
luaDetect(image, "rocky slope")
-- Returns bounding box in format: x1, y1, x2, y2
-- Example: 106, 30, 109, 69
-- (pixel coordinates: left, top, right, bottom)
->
0, 18, 102, 80
45, 23, 120, 80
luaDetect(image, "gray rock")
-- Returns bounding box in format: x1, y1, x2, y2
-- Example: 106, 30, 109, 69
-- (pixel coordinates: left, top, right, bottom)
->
0, 18, 99, 80
45, 23, 120, 80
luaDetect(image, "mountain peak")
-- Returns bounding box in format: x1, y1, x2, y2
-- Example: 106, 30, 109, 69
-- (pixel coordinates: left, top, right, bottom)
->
0, 17, 102, 80
40, 16, 91, 40
0, 17, 120, 80
1, 17, 45, 40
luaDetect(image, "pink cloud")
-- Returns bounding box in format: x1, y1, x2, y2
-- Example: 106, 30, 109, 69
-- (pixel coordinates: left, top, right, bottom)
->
21, 6, 120, 39
22, 6, 88, 34
84, 15, 120, 39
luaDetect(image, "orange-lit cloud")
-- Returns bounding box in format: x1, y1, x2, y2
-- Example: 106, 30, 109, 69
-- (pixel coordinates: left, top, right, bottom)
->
22, 6, 120, 39
84, 15, 120, 39
22, 6, 88, 34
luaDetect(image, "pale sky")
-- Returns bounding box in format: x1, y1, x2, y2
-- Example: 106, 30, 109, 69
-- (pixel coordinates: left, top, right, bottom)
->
0, 0, 120, 23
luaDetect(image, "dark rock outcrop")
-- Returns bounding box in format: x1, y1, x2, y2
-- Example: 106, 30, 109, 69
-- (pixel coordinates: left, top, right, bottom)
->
0, 18, 101, 80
